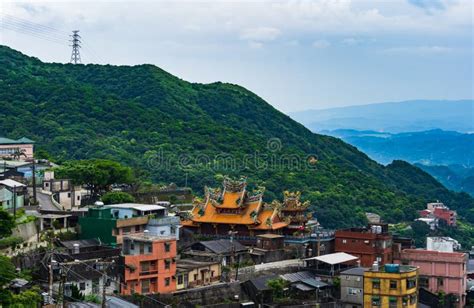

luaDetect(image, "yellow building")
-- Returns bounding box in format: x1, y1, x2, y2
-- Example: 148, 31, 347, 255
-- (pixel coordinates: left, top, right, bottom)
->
176, 259, 221, 290
363, 264, 418, 308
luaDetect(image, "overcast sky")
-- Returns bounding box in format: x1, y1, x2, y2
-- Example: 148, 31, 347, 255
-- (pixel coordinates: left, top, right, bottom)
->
1, 0, 473, 112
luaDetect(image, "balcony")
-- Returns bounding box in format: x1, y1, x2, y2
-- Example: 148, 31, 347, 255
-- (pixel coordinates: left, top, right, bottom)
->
117, 216, 149, 228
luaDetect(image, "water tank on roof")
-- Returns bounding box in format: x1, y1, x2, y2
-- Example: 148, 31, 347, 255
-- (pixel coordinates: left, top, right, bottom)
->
384, 264, 400, 273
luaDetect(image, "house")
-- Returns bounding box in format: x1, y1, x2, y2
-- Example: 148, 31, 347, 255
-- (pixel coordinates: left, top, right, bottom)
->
0, 137, 34, 160
44, 239, 122, 298
419, 202, 457, 227
250, 234, 286, 263
363, 263, 418, 308
183, 239, 248, 266
0, 179, 27, 211
42, 170, 83, 210
241, 274, 279, 305
335, 223, 393, 267
399, 249, 467, 307
79, 203, 180, 246
182, 178, 312, 237
339, 267, 366, 308
121, 233, 177, 295
176, 259, 221, 290
280, 271, 332, 301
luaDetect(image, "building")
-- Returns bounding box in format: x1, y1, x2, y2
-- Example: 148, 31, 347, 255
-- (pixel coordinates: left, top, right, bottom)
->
0, 179, 27, 211
279, 191, 312, 235
335, 223, 392, 267
426, 236, 461, 252
419, 202, 457, 227
79, 203, 180, 246
251, 234, 286, 263
121, 233, 177, 295
363, 263, 418, 308
304, 252, 359, 276
0, 137, 34, 160
400, 249, 467, 307
44, 239, 122, 298
339, 267, 366, 308
176, 259, 221, 290
183, 239, 248, 267
182, 178, 313, 236
42, 171, 82, 210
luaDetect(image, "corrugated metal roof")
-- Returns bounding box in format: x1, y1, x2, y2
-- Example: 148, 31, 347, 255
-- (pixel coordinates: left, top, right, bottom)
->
304, 252, 358, 265
340, 267, 367, 276
200, 239, 247, 254
0, 179, 26, 188
280, 271, 314, 283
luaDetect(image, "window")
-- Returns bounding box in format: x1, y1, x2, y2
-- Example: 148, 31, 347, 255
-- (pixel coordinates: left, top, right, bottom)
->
371, 296, 380, 306
390, 280, 397, 289
135, 225, 140, 232
67, 192, 71, 198
141, 279, 150, 293
419, 276, 429, 288
402, 296, 409, 306
410, 294, 417, 304
211, 270, 214, 277
194, 274, 198, 281
77, 196, 80, 201
141, 261, 150, 273
122, 227, 131, 235
389, 297, 397, 308
348, 288, 359, 295
437, 277, 444, 287
164, 242, 171, 252
165, 277, 170, 286
342, 239, 347, 244
79, 282, 86, 291
130, 242, 135, 250
178, 275, 183, 285
406, 278, 416, 289
165, 260, 170, 270
372, 279, 380, 289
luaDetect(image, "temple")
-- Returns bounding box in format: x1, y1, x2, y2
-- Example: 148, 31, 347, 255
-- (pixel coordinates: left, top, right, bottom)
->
182, 178, 312, 237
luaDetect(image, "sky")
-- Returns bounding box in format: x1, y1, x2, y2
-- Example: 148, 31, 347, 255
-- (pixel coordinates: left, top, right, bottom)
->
0, 0, 473, 112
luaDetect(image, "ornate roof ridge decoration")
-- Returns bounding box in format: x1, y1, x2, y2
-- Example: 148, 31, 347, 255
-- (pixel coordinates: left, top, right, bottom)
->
223, 176, 247, 193
283, 190, 310, 209
248, 186, 265, 202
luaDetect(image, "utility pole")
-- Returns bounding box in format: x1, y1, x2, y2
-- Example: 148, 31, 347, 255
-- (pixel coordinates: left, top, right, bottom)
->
31, 158, 37, 205
48, 256, 55, 305
69, 30, 82, 64
12, 185, 16, 218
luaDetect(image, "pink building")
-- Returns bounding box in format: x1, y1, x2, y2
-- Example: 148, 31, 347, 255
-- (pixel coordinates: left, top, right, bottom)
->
0, 137, 34, 160
419, 202, 457, 226
400, 249, 467, 307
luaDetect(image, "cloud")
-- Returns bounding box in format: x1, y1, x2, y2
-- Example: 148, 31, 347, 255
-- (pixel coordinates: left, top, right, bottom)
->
312, 40, 331, 49
342, 38, 359, 45
240, 27, 281, 42
408, 0, 445, 11
382, 45, 454, 55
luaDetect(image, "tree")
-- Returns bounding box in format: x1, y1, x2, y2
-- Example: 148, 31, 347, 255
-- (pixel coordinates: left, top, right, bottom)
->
0, 256, 16, 287
101, 191, 135, 205
55, 159, 133, 195
70, 284, 85, 301
266, 278, 289, 300
0, 210, 15, 238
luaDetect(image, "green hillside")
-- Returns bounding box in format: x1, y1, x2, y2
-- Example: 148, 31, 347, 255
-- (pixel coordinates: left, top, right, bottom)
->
1, 45, 473, 235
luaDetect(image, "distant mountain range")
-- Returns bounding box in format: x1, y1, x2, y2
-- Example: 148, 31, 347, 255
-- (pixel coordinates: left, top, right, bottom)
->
289, 100, 474, 133
322, 129, 474, 196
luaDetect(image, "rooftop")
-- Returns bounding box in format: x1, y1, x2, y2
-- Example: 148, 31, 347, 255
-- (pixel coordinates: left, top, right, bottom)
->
0, 179, 26, 188
340, 267, 368, 276
105, 203, 165, 211
0, 137, 34, 145
197, 239, 247, 254
305, 252, 359, 265
59, 239, 102, 250
176, 258, 220, 272
366, 264, 418, 273
123, 233, 176, 242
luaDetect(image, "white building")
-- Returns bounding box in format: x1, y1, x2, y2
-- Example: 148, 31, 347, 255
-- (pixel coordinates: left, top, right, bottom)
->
427, 236, 461, 252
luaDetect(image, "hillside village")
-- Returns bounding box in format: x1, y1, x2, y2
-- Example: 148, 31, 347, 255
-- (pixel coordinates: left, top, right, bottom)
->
0, 137, 473, 307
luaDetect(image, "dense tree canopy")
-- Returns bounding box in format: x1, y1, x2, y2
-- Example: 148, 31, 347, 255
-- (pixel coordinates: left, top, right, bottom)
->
101, 191, 135, 204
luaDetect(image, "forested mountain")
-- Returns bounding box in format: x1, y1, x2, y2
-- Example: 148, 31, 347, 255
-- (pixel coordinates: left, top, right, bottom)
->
289, 100, 474, 133
1, 45, 473, 236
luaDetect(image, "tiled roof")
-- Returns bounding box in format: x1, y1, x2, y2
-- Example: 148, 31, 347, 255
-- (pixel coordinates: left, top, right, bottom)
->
199, 239, 247, 254
0, 137, 34, 145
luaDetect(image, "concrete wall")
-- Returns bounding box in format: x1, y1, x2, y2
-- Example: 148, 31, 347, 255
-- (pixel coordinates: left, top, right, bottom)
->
340, 274, 363, 306
12, 221, 38, 242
